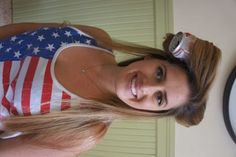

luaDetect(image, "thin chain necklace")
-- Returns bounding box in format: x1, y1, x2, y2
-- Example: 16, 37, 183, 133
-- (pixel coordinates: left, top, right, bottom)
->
80, 63, 115, 100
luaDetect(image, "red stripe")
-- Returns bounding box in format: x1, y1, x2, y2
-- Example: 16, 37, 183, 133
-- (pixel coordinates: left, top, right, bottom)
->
1, 61, 12, 113
2, 97, 11, 113
10, 106, 19, 115
40, 61, 53, 114
2, 61, 11, 84
21, 57, 39, 116
61, 92, 71, 110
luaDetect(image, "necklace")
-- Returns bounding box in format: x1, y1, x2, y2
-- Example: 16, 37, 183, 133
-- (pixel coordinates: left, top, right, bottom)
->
79, 63, 116, 100
80, 63, 113, 74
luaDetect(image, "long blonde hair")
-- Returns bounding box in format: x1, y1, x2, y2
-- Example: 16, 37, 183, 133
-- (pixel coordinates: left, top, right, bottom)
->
2, 33, 221, 151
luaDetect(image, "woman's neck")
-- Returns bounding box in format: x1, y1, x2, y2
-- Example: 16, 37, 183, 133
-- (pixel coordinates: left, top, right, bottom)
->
82, 63, 122, 100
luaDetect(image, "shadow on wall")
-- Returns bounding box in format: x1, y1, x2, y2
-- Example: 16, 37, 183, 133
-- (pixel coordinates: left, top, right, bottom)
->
229, 50, 236, 71
0, 0, 12, 26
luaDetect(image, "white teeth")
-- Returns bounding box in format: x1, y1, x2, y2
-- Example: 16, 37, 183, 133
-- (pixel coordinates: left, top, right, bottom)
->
131, 76, 137, 97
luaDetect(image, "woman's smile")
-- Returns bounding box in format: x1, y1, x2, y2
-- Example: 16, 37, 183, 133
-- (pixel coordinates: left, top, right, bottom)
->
130, 73, 138, 98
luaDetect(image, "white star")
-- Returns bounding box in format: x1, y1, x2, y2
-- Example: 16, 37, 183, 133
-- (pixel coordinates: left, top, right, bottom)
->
52, 32, 60, 38
86, 39, 91, 45
0, 43, 3, 49
77, 31, 82, 36
60, 42, 68, 47
33, 47, 40, 54
31, 32, 37, 36
64, 31, 72, 37
46, 44, 55, 51
27, 44, 33, 49
18, 40, 24, 45
74, 40, 80, 44
6, 48, 12, 52
11, 36, 17, 42
37, 35, 45, 41
14, 51, 21, 59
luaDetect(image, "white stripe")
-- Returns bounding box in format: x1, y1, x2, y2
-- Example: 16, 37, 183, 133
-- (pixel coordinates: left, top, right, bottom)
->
0, 62, 10, 117
5, 61, 21, 111
29, 58, 48, 115
14, 57, 31, 115
0, 62, 4, 100
5, 86, 13, 103
5, 61, 20, 114
50, 83, 63, 112
0, 107, 10, 117
0, 106, 10, 117
9, 61, 21, 82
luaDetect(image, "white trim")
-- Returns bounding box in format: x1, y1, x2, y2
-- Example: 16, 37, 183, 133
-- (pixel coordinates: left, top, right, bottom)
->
0, 131, 23, 139
68, 26, 94, 38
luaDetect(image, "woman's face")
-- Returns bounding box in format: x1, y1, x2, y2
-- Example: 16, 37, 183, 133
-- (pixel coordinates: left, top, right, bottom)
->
115, 57, 190, 111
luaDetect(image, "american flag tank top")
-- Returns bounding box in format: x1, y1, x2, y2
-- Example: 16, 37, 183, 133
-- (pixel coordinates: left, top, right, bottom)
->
0, 26, 113, 119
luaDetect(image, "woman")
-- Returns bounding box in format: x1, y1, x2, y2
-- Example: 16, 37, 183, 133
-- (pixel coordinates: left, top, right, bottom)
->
0, 22, 221, 156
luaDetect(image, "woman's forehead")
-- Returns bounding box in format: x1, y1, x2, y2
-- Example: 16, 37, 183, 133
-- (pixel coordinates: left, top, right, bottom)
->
164, 62, 190, 109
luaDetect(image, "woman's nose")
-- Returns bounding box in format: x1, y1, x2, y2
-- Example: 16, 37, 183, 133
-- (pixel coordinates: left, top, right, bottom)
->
141, 80, 164, 96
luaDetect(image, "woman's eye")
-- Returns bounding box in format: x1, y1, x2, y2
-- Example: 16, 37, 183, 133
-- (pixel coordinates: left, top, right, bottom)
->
156, 92, 163, 106
156, 66, 164, 80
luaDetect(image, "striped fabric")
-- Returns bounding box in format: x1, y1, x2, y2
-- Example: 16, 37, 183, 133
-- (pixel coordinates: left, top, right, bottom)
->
0, 26, 112, 119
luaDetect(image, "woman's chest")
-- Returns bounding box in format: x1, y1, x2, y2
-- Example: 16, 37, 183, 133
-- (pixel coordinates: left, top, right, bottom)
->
53, 46, 115, 99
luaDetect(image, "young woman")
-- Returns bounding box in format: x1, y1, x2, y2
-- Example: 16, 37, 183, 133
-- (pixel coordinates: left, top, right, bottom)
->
0, 23, 221, 156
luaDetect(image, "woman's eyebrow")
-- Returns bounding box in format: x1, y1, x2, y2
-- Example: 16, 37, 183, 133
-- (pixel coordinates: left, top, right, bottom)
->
162, 63, 167, 81
162, 64, 168, 107
163, 91, 168, 107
